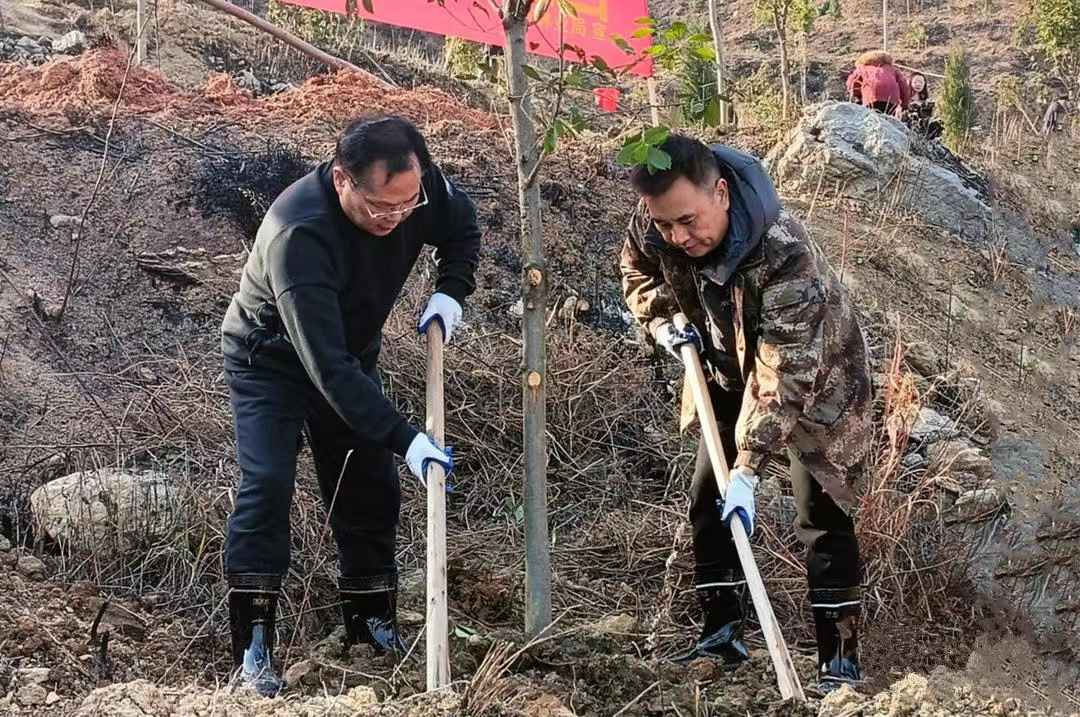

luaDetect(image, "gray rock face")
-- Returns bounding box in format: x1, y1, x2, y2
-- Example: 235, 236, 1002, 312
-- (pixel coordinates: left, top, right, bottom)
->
766, 101, 993, 239
53, 30, 88, 55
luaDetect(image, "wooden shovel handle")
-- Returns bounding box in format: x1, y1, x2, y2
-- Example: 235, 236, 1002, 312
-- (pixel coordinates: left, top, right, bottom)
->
425, 322, 450, 689
673, 313, 806, 702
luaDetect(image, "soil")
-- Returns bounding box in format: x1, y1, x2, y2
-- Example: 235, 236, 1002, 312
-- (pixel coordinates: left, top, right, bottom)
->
0, 0, 1078, 716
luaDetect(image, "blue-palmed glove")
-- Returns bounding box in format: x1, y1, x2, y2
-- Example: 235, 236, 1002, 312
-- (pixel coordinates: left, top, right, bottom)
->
405, 433, 454, 488
654, 321, 703, 360
719, 466, 759, 536
419, 292, 463, 345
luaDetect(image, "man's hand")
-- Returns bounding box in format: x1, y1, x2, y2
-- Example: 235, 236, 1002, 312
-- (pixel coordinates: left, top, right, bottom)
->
719, 467, 759, 536
419, 292, 463, 344
655, 321, 703, 360
405, 433, 454, 486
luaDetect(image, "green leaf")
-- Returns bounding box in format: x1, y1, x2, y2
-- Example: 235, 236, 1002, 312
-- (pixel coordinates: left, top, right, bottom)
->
643, 125, 669, 145
689, 32, 712, 44
531, 0, 553, 22
589, 55, 612, 73
631, 141, 650, 165
361, 0, 373, 10
557, 0, 579, 17
544, 125, 558, 153
634, 16, 656, 24
643, 45, 665, 56
514, 503, 525, 523
611, 34, 635, 54
691, 45, 717, 60
669, 21, 688, 40
454, 625, 477, 638
522, 64, 542, 80
704, 96, 722, 127
631, 27, 654, 38
616, 141, 638, 166
646, 146, 672, 172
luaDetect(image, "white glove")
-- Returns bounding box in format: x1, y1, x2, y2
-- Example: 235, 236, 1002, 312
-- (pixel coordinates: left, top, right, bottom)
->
654, 321, 703, 360
405, 433, 453, 486
720, 467, 759, 536
419, 292, 463, 344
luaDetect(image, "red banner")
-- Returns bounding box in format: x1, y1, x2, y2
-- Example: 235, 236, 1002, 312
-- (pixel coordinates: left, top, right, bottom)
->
281, 0, 346, 13
342, 1, 653, 77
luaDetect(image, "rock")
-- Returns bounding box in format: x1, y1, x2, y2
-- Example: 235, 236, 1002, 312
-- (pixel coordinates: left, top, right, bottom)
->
818, 683, 865, 716
904, 341, 941, 377
766, 102, 994, 242
509, 298, 524, 317
17, 667, 51, 685
524, 694, 578, 717
30, 469, 179, 547
45, 692, 60, 706
902, 451, 928, 470
17, 555, 45, 579
237, 69, 262, 93
398, 609, 424, 625
956, 487, 1004, 509
268, 81, 294, 93
75, 680, 169, 717
282, 659, 315, 688
929, 440, 994, 479
910, 407, 959, 443
16, 37, 41, 54
16, 683, 47, 707
53, 30, 87, 55
49, 214, 81, 229
888, 672, 929, 708
592, 613, 635, 634
0, 535, 10, 551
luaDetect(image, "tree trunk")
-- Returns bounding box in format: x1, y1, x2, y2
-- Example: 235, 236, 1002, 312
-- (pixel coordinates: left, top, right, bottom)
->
774, 9, 790, 120
503, 0, 551, 637
799, 32, 808, 106
707, 0, 730, 124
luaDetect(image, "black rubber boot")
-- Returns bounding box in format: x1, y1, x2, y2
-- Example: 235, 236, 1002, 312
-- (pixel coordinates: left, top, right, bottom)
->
671, 577, 750, 668
340, 574, 409, 658
228, 575, 283, 697
812, 592, 862, 693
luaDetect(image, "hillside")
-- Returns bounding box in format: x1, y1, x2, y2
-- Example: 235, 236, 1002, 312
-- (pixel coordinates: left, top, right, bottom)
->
1, 0, 1079, 715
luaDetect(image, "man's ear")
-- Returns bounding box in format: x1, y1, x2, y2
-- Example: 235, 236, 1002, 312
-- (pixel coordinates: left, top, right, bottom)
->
715, 177, 730, 209
331, 166, 349, 194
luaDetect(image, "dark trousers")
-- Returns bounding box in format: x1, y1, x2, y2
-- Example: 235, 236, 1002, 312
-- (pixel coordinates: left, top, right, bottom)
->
870, 100, 898, 117
689, 388, 862, 602
224, 366, 401, 582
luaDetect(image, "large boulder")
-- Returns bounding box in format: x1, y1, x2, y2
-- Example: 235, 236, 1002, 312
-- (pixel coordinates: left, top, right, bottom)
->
765, 102, 993, 240
30, 469, 179, 547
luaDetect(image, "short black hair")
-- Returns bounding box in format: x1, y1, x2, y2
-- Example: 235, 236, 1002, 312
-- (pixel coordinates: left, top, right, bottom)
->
630, 134, 720, 196
333, 115, 432, 189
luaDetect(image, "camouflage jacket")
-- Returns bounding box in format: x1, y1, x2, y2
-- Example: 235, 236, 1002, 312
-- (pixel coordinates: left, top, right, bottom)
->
621, 204, 874, 505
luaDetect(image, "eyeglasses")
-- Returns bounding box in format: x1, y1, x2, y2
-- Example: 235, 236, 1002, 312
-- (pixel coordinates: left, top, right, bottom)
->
351, 175, 429, 219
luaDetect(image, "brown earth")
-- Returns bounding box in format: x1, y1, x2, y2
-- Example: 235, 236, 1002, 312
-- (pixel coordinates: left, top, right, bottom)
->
0, 1, 1078, 716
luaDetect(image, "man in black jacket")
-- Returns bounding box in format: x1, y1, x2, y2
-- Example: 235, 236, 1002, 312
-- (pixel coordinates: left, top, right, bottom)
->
219, 115, 481, 695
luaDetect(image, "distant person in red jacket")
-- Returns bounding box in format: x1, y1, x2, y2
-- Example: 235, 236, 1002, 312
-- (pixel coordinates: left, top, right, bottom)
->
845, 51, 911, 117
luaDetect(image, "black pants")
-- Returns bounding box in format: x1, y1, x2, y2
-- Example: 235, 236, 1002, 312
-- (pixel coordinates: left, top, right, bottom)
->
870, 100, 898, 116
224, 366, 401, 582
689, 388, 862, 601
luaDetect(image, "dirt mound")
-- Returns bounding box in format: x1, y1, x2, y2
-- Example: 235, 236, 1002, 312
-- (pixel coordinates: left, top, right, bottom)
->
0, 45, 192, 117
254, 70, 499, 131
0, 44, 499, 132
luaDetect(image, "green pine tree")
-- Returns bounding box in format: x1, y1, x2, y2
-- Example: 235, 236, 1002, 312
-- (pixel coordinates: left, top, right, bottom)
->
940, 47, 977, 151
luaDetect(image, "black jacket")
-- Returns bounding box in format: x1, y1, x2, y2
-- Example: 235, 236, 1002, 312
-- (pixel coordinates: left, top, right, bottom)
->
221, 160, 482, 456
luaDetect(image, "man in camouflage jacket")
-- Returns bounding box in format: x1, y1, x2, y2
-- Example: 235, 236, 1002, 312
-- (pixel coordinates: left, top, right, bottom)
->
620, 134, 873, 692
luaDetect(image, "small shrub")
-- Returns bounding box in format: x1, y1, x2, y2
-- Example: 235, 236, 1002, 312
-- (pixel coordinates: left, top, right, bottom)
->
940, 46, 977, 152
906, 21, 929, 50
